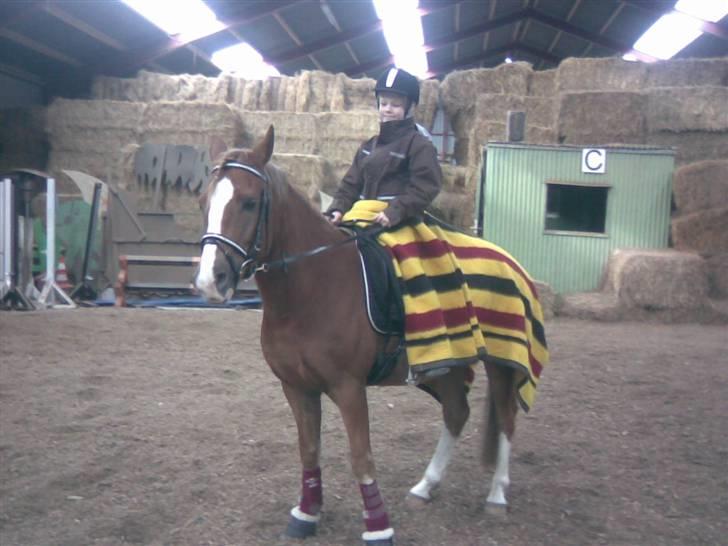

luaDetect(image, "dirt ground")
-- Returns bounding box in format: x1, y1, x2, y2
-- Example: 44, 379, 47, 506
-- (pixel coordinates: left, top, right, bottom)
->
1, 308, 726, 546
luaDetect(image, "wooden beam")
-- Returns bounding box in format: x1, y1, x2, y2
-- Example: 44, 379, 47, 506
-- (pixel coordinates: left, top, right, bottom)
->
0, 61, 45, 86
42, 2, 127, 51
0, 28, 83, 67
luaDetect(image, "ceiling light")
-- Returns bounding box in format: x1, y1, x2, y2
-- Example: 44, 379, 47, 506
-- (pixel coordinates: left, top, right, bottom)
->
372, 0, 428, 78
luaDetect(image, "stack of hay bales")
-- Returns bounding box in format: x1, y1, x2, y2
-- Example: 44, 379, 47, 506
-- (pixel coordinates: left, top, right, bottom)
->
0, 107, 48, 173
671, 160, 728, 299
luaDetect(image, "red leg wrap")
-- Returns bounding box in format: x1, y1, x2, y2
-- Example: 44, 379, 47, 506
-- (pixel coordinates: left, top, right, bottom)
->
299, 467, 323, 516
360, 481, 390, 532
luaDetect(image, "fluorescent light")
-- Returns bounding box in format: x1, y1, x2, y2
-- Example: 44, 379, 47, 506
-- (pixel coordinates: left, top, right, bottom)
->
373, 0, 428, 78
122, 0, 224, 42
505, 56, 513, 63
632, 11, 703, 60
211, 43, 281, 79
675, 0, 728, 22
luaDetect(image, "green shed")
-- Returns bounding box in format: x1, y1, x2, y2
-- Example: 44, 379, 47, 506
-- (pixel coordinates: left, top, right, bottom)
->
476, 143, 675, 294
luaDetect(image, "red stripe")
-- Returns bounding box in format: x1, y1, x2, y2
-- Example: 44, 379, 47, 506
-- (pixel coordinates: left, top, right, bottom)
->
474, 307, 526, 332
405, 305, 475, 333
389, 240, 537, 296
529, 352, 543, 378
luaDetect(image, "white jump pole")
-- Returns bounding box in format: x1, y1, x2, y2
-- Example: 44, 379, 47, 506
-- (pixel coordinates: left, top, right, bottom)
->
38, 177, 75, 308
1, 178, 11, 293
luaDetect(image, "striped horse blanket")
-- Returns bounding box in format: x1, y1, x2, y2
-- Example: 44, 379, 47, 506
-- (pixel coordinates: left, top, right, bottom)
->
343, 200, 548, 411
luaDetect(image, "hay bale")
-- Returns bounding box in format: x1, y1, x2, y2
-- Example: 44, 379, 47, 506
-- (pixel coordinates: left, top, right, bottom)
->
314, 111, 379, 164
271, 153, 336, 203
533, 280, 557, 320
239, 111, 317, 154
341, 75, 375, 111
528, 68, 556, 97
557, 91, 646, 145
705, 253, 728, 298
440, 164, 469, 193
673, 160, 728, 214
671, 206, 728, 253
440, 63, 532, 117
91, 70, 232, 103
430, 190, 475, 230
295, 71, 337, 113
473, 94, 555, 127
645, 58, 728, 88
646, 87, 728, 132
557, 291, 621, 321
647, 130, 728, 165
556, 57, 647, 92
603, 248, 708, 310
141, 102, 243, 148
416, 78, 440, 130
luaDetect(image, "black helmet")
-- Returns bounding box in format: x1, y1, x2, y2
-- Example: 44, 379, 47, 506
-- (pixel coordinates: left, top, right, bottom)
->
374, 67, 420, 105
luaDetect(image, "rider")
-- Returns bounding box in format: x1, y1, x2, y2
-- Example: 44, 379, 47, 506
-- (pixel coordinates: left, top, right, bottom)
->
326, 67, 442, 228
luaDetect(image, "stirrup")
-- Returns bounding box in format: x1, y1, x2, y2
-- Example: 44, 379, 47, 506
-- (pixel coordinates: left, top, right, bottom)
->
407, 367, 450, 385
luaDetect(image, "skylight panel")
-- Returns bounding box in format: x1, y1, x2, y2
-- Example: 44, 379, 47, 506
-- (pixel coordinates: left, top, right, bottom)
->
675, 0, 728, 22
121, 0, 223, 42
632, 11, 704, 60
373, 0, 428, 78
211, 43, 281, 80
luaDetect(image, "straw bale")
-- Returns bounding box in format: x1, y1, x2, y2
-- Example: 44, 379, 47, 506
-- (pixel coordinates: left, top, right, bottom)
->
440, 164, 469, 193
271, 153, 336, 204
430, 190, 475, 230
259, 77, 285, 111
238, 79, 262, 110
239, 111, 318, 155
440, 63, 532, 116
47, 150, 110, 181
557, 91, 646, 145
474, 94, 555, 127
556, 57, 647, 92
533, 280, 557, 320
557, 292, 621, 321
141, 102, 243, 148
526, 125, 557, 144
671, 206, 728, 253
705, 253, 728, 298
647, 131, 728, 165
528, 68, 556, 97
342, 75, 376, 111
0, 107, 48, 171
646, 87, 728, 132
314, 111, 379, 163
673, 160, 728, 214
46, 99, 145, 158
415, 78, 440, 130
603, 248, 708, 310
645, 58, 728, 88
92, 70, 232, 103
295, 71, 337, 113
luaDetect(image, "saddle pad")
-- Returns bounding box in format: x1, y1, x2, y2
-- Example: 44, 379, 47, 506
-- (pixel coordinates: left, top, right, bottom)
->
343, 201, 549, 412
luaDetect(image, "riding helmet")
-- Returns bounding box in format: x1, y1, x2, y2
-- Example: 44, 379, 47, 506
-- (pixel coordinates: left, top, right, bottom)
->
374, 67, 420, 106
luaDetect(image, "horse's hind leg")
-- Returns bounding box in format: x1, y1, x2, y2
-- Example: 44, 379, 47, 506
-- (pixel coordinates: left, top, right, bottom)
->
482, 360, 518, 513
409, 367, 470, 503
281, 383, 324, 538
329, 382, 394, 545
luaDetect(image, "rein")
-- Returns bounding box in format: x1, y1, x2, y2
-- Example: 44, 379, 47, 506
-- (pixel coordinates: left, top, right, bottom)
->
200, 160, 385, 283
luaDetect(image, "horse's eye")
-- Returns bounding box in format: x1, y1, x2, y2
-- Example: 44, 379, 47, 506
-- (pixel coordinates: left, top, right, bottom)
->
242, 199, 258, 212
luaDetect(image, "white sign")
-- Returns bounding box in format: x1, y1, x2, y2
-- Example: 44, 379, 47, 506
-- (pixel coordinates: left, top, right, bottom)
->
582, 148, 606, 174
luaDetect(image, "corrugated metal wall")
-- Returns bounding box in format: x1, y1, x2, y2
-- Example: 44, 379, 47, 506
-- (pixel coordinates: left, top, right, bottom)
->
481, 143, 675, 293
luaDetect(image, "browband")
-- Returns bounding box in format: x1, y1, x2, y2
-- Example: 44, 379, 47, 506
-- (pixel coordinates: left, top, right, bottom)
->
212, 161, 268, 182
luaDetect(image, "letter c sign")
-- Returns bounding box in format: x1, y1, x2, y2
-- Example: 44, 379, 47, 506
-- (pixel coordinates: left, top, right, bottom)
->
582, 148, 606, 174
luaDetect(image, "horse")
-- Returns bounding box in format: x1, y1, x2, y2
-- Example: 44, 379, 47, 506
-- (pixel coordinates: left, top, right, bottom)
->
195, 126, 534, 545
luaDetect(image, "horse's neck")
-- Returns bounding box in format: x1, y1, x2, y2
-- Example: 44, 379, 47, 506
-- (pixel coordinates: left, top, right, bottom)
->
256, 186, 352, 315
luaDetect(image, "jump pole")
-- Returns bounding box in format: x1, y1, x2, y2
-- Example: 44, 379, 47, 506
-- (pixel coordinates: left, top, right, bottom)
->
38, 177, 76, 308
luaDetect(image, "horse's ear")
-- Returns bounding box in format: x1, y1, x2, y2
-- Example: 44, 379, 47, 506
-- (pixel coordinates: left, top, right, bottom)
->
252, 125, 274, 166
209, 136, 228, 163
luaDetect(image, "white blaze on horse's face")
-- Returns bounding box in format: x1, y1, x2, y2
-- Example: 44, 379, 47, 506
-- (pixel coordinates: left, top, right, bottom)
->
196, 177, 234, 301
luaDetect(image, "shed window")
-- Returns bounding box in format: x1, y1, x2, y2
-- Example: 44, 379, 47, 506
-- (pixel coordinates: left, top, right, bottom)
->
430, 106, 455, 164
545, 183, 608, 234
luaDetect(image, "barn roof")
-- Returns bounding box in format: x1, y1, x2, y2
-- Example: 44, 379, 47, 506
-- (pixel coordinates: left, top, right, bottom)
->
1, 0, 726, 99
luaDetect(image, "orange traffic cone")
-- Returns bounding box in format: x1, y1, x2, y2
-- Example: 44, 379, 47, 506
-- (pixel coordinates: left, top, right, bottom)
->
56, 254, 73, 291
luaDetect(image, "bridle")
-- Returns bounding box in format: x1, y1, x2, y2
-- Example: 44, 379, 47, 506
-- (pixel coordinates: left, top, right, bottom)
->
200, 160, 270, 281
200, 159, 385, 288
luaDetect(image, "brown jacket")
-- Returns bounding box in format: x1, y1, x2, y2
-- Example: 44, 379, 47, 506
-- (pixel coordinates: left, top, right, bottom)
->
327, 117, 442, 226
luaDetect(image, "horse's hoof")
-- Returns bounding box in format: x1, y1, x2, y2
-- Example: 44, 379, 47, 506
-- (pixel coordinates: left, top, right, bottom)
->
485, 501, 508, 517
285, 514, 317, 539
405, 492, 430, 507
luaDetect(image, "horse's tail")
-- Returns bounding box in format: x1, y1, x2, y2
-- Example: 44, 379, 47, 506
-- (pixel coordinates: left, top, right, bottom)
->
480, 360, 517, 467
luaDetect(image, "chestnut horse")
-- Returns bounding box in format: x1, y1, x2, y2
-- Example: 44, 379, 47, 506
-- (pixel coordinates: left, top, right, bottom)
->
195, 127, 528, 545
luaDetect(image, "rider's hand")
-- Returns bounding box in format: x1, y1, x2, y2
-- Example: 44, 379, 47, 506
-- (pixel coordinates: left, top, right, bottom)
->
328, 211, 343, 225
373, 212, 391, 227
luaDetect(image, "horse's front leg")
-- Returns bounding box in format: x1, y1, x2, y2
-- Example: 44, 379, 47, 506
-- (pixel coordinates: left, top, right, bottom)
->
330, 382, 394, 546
281, 382, 323, 538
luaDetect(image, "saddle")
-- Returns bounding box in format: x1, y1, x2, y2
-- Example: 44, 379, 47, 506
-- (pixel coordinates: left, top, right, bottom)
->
349, 227, 405, 385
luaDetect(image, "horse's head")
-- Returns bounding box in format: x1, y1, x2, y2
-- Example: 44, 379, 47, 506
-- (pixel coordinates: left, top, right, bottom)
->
195, 126, 275, 302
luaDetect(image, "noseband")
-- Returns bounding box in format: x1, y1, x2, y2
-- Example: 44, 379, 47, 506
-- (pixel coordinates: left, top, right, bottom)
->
200, 161, 269, 282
